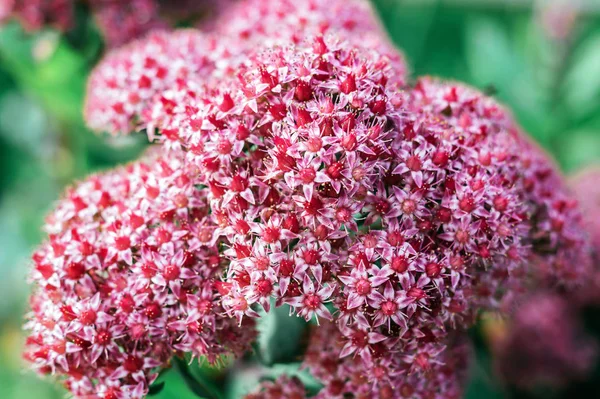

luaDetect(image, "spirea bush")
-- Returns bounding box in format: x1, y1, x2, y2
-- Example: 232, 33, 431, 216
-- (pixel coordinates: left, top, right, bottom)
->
8, 0, 598, 398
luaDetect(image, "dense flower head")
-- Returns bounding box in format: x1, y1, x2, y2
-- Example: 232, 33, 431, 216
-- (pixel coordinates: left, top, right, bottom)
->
246, 322, 471, 399
408, 77, 593, 295
85, 29, 219, 135
212, 0, 404, 72
493, 292, 598, 388
23, 0, 599, 396
0, 0, 226, 47
84, 0, 406, 136
24, 147, 256, 398
93, 0, 231, 48
138, 20, 593, 373
148, 33, 411, 326
570, 166, 600, 254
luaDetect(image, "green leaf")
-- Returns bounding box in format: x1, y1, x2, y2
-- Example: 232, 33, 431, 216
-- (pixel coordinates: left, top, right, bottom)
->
553, 129, 600, 173
256, 301, 309, 366
174, 357, 222, 399
464, 16, 551, 144
464, 361, 505, 399
564, 33, 600, 121
151, 365, 210, 399
465, 327, 505, 399
148, 382, 166, 396
371, 0, 440, 73
223, 365, 260, 399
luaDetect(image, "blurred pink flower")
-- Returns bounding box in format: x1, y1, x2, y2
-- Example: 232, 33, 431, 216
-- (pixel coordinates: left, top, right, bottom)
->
245, 322, 472, 398
495, 292, 598, 388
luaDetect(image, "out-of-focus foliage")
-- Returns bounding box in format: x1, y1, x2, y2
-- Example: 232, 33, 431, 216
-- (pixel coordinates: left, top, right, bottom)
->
374, 0, 600, 173
0, 1, 598, 398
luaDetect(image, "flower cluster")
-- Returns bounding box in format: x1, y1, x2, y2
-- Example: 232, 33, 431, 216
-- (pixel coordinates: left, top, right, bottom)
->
246, 322, 471, 399
24, 148, 256, 398
90, 0, 168, 48
133, 24, 592, 380
84, 30, 218, 135
487, 165, 600, 390
0, 0, 73, 32
84, 0, 405, 136
212, 0, 403, 70
0, 0, 225, 47
408, 77, 593, 297
24, 0, 599, 397
244, 375, 307, 399
493, 292, 598, 388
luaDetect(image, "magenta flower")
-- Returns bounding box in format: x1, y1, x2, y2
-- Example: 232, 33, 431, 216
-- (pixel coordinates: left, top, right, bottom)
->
285, 275, 334, 323
245, 375, 307, 399
87, 23, 593, 385
369, 282, 410, 330
255, 321, 473, 399
338, 265, 392, 310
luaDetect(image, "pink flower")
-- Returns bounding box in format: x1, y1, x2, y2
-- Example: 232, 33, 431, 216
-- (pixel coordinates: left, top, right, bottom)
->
494, 292, 598, 388
2, 0, 227, 47
245, 375, 307, 399
338, 265, 392, 310
338, 325, 387, 364
369, 282, 410, 331
285, 276, 334, 323
25, 0, 597, 395
299, 322, 471, 398
94, 28, 592, 383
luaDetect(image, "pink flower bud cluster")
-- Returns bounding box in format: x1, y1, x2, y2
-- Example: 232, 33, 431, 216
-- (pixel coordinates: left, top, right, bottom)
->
84, 0, 405, 136
120, 27, 591, 379
85, 30, 219, 135
1, 0, 73, 32
24, 0, 598, 396
246, 322, 471, 399
409, 77, 593, 295
0, 0, 225, 47
245, 375, 307, 399
212, 0, 404, 72
24, 148, 256, 398
90, 0, 168, 48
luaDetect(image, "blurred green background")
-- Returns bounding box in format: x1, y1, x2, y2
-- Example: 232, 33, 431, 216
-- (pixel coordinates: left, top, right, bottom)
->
0, 0, 599, 398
